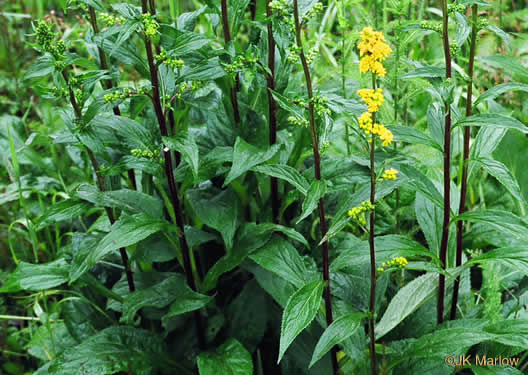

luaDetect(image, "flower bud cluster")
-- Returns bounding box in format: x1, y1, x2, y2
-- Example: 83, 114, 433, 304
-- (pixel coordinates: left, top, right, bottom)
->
377, 256, 408, 273
141, 13, 159, 40
156, 50, 184, 70
36, 21, 66, 60
348, 200, 374, 226
104, 87, 145, 103
100, 12, 126, 26
420, 21, 442, 33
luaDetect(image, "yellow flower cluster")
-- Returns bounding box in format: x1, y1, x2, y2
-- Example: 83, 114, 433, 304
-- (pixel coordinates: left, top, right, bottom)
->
347, 200, 374, 226
382, 168, 398, 180
357, 112, 393, 146
358, 27, 392, 78
377, 256, 408, 273
357, 88, 384, 112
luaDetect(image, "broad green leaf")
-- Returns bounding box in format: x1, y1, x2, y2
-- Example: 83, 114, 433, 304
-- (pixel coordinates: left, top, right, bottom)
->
475, 157, 525, 204
474, 82, 528, 107
278, 280, 325, 363
249, 236, 313, 288
0, 259, 69, 293
468, 127, 507, 180
75, 184, 163, 218
224, 137, 280, 186
401, 65, 445, 79
386, 125, 442, 150
331, 235, 439, 272
468, 247, 528, 276
310, 313, 365, 368
36, 200, 91, 230
197, 339, 253, 375
454, 210, 528, 240
481, 55, 528, 82
187, 187, 239, 250
455, 114, 528, 134
183, 57, 226, 81
399, 164, 445, 209
375, 273, 438, 340
121, 274, 212, 324
24, 55, 54, 80
163, 132, 200, 183
159, 25, 210, 55
323, 178, 406, 243
251, 164, 310, 195
70, 214, 171, 282
297, 180, 327, 224
34, 326, 166, 375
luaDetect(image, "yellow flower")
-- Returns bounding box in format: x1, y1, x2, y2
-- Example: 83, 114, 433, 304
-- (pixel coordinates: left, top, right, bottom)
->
357, 111, 373, 134
357, 27, 392, 77
382, 168, 398, 180
371, 123, 393, 146
357, 88, 384, 113
347, 200, 374, 226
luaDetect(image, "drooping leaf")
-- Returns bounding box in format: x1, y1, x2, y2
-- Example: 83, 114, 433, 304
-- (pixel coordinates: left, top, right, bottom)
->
187, 187, 239, 250
75, 184, 164, 218
250, 236, 314, 288
475, 157, 525, 204
70, 214, 171, 282
297, 179, 327, 224
36, 200, 91, 230
34, 326, 166, 375
0, 259, 70, 293
473, 82, 528, 107
278, 280, 325, 363
121, 274, 212, 324
252, 164, 310, 195
310, 313, 365, 368
163, 132, 200, 183
387, 125, 442, 151
455, 114, 528, 134
197, 339, 253, 375
224, 137, 280, 186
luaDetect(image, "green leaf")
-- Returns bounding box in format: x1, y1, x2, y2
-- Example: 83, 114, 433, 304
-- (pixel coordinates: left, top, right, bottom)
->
159, 25, 211, 55
0, 259, 69, 293
70, 214, 171, 282
24, 55, 54, 80
163, 132, 200, 183
120, 274, 212, 324
481, 55, 528, 82
330, 235, 439, 272
399, 164, 445, 209
386, 125, 442, 151
75, 184, 164, 218
183, 57, 226, 81
375, 273, 438, 340
468, 247, 528, 276
401, 65, 445, 79
34, 326, 166, 375
197, 339, 253, 375
249, 236, 313, 288
278, 280, 325, 363
251, 164, 310, 195
36, 200, 91, 230
187, 187, 239, 250
297, 180, 327, 224
475, 157, 526, 204
454, 209, 528, 240
309, 313, 365, 368
473, 82, 528, 107
224, 137, 280, 186
455, 114, 528, 134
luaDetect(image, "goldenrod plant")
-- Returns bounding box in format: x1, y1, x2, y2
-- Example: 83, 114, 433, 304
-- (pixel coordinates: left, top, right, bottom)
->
1, 1, 528, 374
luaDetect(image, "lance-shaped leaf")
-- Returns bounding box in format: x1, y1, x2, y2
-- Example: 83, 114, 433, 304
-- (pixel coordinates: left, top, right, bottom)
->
163, 132, 200, 183
70, 214, 172, 282
278, 280, 325, 363
251, 164, 310, 195
0, 259, 70, 293
297, 180, 327, 224
197, 339, 253, 375
224, 137, 281, 186
454, 114, 528, 134
474, 82, 528, 107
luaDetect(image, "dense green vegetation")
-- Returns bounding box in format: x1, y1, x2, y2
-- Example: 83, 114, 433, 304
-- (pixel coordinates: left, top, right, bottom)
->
1, 0, 528, 374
